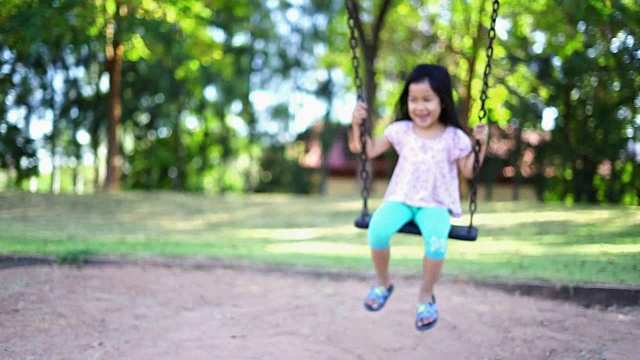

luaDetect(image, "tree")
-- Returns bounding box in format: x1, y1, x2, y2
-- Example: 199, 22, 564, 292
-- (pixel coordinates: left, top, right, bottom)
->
344, 0, 395, 125
0, 0, 101, 192
505, 0, 640, 204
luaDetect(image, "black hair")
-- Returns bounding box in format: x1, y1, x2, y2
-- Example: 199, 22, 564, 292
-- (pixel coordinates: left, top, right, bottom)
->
393, 64, 463, 130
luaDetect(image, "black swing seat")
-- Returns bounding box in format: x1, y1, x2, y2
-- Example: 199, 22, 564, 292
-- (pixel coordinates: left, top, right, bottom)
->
354, 213, 478, 241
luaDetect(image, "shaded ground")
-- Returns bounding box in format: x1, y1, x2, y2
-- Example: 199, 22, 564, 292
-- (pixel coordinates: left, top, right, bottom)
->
1, 262, 639, 360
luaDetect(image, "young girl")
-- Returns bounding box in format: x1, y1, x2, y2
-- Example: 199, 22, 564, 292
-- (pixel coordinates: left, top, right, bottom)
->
351, 64, 488, 331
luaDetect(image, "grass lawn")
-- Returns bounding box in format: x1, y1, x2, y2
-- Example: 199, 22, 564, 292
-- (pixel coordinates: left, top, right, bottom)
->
0, 191, 638, 286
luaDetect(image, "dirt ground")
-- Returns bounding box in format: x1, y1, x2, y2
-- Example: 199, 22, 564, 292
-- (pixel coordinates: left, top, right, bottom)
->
1, 263, 639, 360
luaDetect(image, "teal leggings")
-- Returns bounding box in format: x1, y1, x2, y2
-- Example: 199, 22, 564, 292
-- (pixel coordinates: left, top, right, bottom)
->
368, 201, 451, 260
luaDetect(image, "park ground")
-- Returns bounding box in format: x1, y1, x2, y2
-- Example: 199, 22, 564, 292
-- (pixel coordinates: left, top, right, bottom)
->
1, 259, 639, 360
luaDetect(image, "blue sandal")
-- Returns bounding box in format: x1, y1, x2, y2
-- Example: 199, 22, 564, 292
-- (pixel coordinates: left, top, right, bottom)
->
363, 284, 394, 312
415, 296, 438, 331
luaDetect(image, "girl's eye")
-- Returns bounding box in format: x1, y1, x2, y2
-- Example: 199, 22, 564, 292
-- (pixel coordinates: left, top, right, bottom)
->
409, 98, 433, 102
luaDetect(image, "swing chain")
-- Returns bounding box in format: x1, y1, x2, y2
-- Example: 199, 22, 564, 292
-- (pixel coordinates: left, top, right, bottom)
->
346, 0, 370, 215
469, 0, 500, 226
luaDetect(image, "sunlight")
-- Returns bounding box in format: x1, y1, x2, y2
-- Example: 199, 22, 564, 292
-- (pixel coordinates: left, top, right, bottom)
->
236, 226, 356, 241
469, 208, 623, 226
452, 240, 640, 259
451, 240, 548, 258
567, 243, 640, 255
267, 242, 366, 256
155, 213, 235, 230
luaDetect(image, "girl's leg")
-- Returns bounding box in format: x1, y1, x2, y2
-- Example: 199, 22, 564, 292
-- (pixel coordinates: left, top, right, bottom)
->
413, 207, 451, 305
421, 258, 443, 303
367, 201, 413, 288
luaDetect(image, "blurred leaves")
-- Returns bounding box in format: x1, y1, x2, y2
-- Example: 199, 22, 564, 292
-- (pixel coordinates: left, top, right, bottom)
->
0, 0, 638, 204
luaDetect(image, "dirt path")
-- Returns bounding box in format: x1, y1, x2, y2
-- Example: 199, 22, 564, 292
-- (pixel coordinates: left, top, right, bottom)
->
1, 263, 639, 360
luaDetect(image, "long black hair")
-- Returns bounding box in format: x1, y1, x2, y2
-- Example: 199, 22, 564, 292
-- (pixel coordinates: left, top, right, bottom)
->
393, 64, 463, 130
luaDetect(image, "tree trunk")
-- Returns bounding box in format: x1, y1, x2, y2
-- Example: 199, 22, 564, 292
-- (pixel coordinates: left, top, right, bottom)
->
351, 0, 394, 195
104, 39, 122, 191
172, 118, 185, 191
72, 124, 83, 194
104, 1, 123, 192
460, 5, 489, 200
512, 126, 523, 201
144, 114, 156, 190
242, 94, 257, 193
48, 86, 60, 194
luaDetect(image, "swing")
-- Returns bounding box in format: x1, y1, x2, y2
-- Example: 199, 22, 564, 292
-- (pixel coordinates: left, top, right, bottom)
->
345, 0, 500, 242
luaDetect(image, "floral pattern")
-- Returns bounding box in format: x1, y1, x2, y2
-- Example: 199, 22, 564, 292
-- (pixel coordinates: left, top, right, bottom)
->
383, 121, 472, 218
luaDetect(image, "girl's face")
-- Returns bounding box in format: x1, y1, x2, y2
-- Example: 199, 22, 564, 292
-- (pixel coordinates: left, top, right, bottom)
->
407, 80, 443, 131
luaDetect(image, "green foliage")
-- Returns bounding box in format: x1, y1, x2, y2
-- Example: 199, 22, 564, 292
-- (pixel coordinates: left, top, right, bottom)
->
0, 0, 638, 206
504, 0, 640, 204
255, 145, 312, 194
0, 0, 98, 51
0, 122, 39, 186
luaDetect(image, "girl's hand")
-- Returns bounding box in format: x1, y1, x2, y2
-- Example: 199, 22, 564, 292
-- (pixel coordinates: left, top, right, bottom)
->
352, 102, 367, 127
472, 123, 489, 145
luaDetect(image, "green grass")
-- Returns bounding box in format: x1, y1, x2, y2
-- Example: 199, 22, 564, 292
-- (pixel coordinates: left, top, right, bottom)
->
0, 191, 638, 286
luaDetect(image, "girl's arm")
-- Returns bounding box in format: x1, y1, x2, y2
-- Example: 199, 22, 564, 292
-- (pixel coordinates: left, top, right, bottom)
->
351, 102, 392, 158
458, 124, 489, 179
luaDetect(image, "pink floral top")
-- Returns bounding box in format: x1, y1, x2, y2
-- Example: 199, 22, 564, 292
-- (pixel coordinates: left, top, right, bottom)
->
383, 121, 472, 217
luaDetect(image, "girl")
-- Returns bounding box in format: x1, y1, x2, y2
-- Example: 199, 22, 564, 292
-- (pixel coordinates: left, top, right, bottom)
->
351, 64, 488, 331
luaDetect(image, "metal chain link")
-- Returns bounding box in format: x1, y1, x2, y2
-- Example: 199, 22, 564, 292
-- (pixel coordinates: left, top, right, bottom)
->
346, 0, 370, 215
345, 0, 499, 226
469, 0, 500, 227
